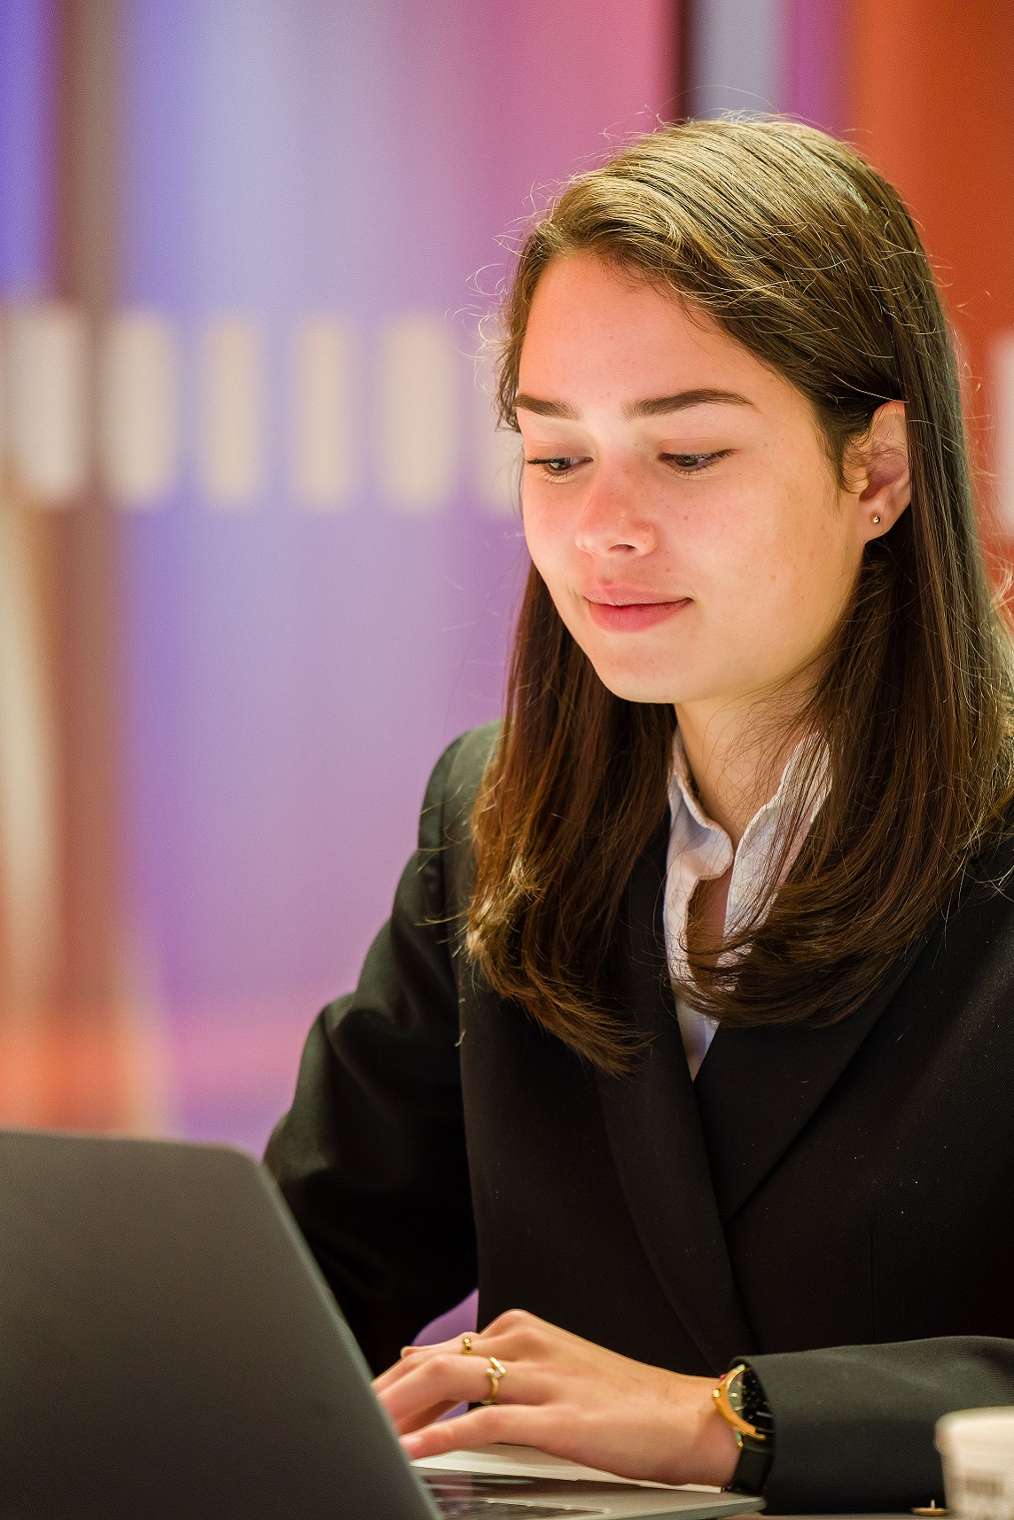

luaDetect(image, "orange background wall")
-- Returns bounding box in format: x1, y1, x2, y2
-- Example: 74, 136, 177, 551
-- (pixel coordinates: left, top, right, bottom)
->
850, 0, 1014, 558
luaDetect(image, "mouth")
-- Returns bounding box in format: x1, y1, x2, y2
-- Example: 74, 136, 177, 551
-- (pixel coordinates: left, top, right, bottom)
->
584, 596, 692, 632
585, 591, 690, 607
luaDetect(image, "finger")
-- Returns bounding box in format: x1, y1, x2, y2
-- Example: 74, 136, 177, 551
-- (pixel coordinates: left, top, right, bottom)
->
400, 1402, 545, 1461
378, 1354, 503, 1433
373, 1334, 486, 1395
372, 1356, 421, 1395
477, 1309, 591, 1364
379, 1354, 535, 1435
392, 1397, 462, 1432
403, 1333, 480, 1358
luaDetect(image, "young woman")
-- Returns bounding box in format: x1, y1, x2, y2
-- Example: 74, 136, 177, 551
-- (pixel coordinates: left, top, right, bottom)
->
265, 115, 1014, 1513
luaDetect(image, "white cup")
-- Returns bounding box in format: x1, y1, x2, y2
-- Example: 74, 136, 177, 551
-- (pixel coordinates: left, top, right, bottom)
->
936, 1407, 1014, 1519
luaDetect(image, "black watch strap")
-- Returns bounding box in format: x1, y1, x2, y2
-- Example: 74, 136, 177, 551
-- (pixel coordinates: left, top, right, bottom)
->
727, 1430, 773, 1497
714, 1361, 775, 1497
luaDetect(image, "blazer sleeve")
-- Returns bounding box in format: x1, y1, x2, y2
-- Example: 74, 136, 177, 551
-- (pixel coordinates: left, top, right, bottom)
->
744, 1336, 1014, 1513
263, 731, 477, 1375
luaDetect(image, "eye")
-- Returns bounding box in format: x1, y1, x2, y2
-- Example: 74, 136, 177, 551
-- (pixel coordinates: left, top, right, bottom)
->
663, 451, 731, 477
523, 456, 588, 480
523, 451, 730, 482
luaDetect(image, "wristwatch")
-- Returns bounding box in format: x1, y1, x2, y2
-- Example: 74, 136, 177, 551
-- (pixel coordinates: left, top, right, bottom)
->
711, 1361, 775, 1496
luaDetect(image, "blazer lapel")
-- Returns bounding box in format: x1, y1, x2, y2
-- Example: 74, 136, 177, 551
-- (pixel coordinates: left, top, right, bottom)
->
694, 928, 930, 1225
595, 810, 755, 1371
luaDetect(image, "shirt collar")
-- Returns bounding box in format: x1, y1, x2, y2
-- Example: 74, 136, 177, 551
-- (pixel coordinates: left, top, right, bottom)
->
668, 723, 830, 855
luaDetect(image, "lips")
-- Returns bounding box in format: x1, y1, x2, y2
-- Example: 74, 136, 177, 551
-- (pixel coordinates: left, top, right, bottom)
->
585, 597, 692, 633
585, 587, 690, 606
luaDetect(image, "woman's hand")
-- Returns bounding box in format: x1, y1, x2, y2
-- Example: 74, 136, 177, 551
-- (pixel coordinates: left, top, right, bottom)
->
371, 1308, 740, 1488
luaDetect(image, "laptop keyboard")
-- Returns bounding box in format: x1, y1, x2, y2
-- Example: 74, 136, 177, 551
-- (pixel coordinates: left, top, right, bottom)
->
431, 1505, 605, 1518
422, 1470, 609, 1517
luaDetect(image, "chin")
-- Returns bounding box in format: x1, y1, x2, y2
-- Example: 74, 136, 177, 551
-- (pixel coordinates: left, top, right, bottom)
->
585, 661, 678, 706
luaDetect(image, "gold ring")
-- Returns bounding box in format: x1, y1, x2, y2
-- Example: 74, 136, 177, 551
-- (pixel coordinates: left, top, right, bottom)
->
481, 1355, 507, 1405
460, 1333, 474, 1355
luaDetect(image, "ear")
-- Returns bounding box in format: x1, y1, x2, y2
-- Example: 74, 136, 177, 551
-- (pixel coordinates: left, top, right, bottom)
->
851, 400, 910, 541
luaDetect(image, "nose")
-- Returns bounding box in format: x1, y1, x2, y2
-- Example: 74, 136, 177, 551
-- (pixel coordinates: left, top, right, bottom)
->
572, 472, 658, 557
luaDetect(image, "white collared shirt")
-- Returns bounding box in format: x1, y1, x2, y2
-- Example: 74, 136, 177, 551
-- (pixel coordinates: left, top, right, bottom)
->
663, 727, 830, 1080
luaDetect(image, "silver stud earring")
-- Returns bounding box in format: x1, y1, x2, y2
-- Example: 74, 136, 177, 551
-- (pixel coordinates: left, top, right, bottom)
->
872, 514, 881, 525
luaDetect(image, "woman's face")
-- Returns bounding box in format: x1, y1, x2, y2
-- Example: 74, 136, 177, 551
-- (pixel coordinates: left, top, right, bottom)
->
516, 251, 869, 713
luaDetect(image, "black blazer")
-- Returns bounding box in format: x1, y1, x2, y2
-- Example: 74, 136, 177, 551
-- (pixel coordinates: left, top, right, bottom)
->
265, 721, 1014, 1513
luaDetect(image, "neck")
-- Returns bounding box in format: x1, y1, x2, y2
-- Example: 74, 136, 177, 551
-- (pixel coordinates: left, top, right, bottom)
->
674, 699, 805, 850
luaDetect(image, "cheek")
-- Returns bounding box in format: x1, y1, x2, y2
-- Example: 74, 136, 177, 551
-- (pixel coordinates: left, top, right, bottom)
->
522, 502, 567, 580
522, 509, 570, 617
754, 517, 852, 645
520, 502, 542, 556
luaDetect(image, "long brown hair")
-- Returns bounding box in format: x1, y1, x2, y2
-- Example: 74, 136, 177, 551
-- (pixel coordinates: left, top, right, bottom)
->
464, 114, 1014, 1075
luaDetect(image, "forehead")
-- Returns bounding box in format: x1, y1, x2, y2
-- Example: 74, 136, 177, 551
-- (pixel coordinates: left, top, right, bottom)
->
517, 251, 794, 418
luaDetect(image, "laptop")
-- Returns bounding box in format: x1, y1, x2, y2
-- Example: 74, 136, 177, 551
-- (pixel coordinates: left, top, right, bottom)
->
0, 1128, 761, 1519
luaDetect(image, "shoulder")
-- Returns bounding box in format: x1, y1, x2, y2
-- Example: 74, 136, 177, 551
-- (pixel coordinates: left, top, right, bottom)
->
948, 803, 1014, 917
444, 718, 503, 798
418, 718, 503, 844
911, 806, 1014, 999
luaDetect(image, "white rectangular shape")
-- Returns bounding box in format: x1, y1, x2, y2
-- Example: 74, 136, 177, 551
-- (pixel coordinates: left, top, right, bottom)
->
290, 317, 355, 510
376, 314, 457, 512
199, 316, 264, 508
100, 310, 180, 508
7, 301, 88, 506
993, 331, 1014, 537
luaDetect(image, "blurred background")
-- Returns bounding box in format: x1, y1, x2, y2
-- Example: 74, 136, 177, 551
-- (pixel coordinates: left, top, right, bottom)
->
1, 0, 1012, 1155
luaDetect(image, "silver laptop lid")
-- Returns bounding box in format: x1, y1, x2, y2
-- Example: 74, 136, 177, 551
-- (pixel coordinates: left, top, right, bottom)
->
0, 1128, 761, 1520
0, 1128, 437, 1520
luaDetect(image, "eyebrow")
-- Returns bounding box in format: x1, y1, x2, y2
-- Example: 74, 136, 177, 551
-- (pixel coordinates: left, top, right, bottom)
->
514, 387, 758, 421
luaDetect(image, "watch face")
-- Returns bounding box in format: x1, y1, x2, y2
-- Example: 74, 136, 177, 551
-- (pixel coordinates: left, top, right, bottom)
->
729, 1365, 774, 1439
